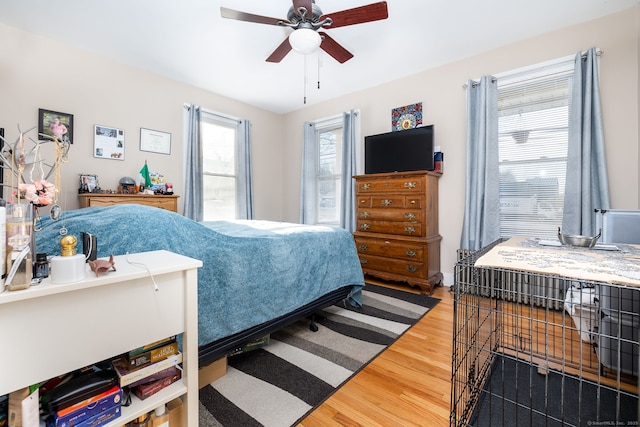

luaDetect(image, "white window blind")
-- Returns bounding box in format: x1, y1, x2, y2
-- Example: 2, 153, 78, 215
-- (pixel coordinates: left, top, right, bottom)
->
497, 59, 574, 239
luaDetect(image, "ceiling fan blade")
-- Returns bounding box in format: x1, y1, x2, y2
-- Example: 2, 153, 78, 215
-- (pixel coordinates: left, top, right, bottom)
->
321, 1, 388, 29
266, 38, 293, 63
319, 32, 353, 63
220, 7, 287, 26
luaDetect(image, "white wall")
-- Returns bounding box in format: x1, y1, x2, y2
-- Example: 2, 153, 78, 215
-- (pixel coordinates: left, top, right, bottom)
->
0, 23, 285, 220
280, 9, 640, 285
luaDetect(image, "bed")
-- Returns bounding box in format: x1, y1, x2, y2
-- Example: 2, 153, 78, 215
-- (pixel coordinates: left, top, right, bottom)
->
34, 204, 365, 366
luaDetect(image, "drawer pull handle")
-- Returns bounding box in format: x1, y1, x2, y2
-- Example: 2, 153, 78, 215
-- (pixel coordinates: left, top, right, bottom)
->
360, 259, 368, 265
410, 200, 417, 205
361, 211, 371, 218
362, 184, 371, 190
360, 223, 371, 230
406, 265, 418, 273
359, 199, 366, 204
404, 181, 417, 189
404, 226, 416, 234
406, 250, 417, 257
381, 199, 392, 206
359, 244, 369, 251
405, 213, 416, 220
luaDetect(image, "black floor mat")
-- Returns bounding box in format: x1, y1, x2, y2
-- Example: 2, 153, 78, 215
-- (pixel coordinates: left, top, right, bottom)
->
471, 355, 638, 426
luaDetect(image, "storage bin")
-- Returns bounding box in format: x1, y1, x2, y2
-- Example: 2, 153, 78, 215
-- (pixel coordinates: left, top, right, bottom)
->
596, 311, 640, 377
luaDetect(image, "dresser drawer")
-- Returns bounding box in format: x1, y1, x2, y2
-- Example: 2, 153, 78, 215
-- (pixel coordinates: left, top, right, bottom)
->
355, 237, 425, 261
79, 194, 179, 212
356, 176, 425, 194
358, 196, 423, 210
358, 254, 427, 279
357, 196, 372, 208
366, 196, 423, 209
357, 208, 423, 222
370, 195, 405, 208
357, 220, 423, 237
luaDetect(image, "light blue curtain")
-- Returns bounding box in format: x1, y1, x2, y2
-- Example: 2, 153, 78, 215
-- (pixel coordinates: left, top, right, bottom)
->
460, 76, 500, 250
340, 110, 360, 232
183, 104, 202, 221
300, 122, 317, 224
562, 48, 610, 236
237, 119, 254, 219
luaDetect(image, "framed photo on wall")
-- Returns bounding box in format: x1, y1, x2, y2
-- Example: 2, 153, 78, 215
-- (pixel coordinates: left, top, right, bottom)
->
94, 125, 125, 160
38, 109, 74, 144
140, 128, 171, 155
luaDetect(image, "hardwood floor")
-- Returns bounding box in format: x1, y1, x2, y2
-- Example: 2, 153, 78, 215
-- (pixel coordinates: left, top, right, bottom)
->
299, 284, 454, 427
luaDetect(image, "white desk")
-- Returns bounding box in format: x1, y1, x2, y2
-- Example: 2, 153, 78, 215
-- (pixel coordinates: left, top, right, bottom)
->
0, 250, 202, 426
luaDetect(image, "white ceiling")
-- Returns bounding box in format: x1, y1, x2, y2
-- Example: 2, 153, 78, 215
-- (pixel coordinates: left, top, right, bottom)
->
0, 0, 636, 114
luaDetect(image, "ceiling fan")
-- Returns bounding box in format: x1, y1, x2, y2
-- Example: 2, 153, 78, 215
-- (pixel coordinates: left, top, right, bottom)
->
220, 1, 388, 63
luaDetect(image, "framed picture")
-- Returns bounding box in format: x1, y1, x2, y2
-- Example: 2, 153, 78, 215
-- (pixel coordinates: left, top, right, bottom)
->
38, 109, 74, 144
79, 174, 98, 193
140, 128, 171, 155
94, 125, 125, 160
391, 102, 423, 131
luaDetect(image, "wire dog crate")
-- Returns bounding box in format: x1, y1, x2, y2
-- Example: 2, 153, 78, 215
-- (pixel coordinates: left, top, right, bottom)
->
450, 240, 640, 426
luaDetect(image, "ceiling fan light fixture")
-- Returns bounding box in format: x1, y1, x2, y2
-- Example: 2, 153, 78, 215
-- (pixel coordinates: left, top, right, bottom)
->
289, 28, 321, 54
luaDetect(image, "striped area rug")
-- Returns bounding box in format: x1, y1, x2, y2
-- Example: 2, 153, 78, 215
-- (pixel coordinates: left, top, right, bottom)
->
198, 283, 440, 427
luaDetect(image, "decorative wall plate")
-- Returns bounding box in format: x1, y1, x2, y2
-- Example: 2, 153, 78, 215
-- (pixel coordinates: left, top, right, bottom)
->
391, 102, 423, 131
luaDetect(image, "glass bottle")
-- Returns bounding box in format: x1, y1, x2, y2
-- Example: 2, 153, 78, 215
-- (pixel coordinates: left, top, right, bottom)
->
5, 203, 33, 290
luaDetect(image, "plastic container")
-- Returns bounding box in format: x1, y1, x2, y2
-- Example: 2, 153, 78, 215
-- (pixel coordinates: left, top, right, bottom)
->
433, 146, 443, 174
151, 404, 169, 427
564, 286, 598, 343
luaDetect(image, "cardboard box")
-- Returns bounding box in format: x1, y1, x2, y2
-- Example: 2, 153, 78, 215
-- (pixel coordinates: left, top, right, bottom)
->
166, 398, 184, 427
198, 357, 227, 389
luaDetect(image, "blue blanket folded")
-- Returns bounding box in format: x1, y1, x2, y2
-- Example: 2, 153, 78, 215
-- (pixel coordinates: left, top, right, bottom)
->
35, 204, 364, 346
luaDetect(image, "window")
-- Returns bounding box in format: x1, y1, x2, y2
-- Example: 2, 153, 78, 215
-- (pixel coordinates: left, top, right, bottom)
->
201, 112, 237, 221
316, 116, 343, 225
497, 58, 574, 239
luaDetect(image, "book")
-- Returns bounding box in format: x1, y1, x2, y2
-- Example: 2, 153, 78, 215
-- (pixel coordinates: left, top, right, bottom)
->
126, 340, 179, 370
49, 387, 122, 427
73, 403, 120, 427
55, 385, 120, 418
111, 353, 182, 387
131, 371, 182, 401
127, 336, 176, 358
127, 365, 181, 389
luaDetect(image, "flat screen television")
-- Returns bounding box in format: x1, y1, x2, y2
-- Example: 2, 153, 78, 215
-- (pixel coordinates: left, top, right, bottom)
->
364, 125, 434, 174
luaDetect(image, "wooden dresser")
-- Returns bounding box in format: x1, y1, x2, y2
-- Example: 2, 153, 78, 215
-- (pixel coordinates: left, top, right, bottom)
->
353, 171, 442, 294
78, 193, 179, 212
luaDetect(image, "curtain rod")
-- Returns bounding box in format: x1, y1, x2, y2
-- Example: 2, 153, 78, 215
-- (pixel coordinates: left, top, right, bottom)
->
462, 48, 603, 89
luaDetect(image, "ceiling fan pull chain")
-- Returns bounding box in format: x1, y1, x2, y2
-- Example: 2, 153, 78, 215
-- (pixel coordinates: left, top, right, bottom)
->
317, 52, 321, 89
303, 54, 307, 104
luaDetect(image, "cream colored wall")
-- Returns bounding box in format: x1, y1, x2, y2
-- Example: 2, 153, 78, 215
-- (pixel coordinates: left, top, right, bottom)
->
281, 9, 640, 285
0, 23, 285, 220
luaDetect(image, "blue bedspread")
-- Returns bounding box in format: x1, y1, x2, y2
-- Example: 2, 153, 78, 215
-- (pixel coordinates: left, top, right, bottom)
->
35, 204, 364, 346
